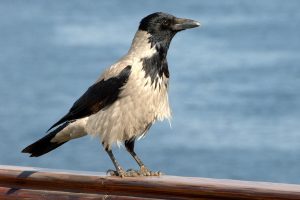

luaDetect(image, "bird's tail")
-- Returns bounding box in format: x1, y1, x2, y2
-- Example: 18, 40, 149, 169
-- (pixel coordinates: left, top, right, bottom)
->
22, 122, 70, 157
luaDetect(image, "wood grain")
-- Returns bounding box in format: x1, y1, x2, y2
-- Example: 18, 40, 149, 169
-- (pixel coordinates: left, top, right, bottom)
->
0, 186, 147, 200
0, 165, 300, 199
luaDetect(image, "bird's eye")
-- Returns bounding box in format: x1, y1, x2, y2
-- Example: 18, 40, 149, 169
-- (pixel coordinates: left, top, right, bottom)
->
162, 20, 169, 26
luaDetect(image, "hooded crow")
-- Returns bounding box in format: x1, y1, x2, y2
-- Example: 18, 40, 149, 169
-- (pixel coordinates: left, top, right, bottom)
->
22, 12, 200, 177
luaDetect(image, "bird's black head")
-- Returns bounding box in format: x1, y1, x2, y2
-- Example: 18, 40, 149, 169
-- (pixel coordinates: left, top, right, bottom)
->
139, 12, 200, 45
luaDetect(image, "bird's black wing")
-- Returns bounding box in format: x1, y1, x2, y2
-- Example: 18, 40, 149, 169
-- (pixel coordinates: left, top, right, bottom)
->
47, 65, 132, 131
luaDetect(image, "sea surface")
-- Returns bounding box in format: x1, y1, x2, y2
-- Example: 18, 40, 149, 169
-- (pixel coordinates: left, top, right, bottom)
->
1, 0, 300, 183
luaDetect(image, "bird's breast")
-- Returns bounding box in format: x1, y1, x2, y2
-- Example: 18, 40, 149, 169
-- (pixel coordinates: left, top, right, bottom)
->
85, 53, 171, 149
123, 62, 171, 121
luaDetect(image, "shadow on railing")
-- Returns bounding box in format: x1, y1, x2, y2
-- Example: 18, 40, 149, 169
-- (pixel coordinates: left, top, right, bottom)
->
1, 165, 300, 199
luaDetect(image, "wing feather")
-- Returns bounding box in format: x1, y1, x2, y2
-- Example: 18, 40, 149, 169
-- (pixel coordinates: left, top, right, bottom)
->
47, 65, 131, 131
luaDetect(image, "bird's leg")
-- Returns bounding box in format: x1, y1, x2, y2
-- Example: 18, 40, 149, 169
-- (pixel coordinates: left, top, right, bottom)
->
125, 139, 162, 176
105, 148, 140, 177
105, 149, 126, 177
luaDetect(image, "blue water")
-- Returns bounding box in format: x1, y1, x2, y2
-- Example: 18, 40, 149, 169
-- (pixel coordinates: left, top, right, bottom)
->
1, 0, 300, 184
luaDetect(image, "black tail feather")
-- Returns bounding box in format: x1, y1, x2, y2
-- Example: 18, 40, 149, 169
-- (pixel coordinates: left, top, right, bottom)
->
22, 122, 69, 157
47, 114, 70, 132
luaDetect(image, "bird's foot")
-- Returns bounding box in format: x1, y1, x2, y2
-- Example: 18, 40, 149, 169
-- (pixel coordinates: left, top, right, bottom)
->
138, 165, 162, 176
121, 167, 162, 177
107, 166, 162, 177
107, 168, 139, 177
107, 167, 126, 178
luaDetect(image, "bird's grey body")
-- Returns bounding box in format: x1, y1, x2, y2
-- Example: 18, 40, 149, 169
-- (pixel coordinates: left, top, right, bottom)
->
22, 12, 200, 177
51, 30, 171, 149
88, 31, 171, 148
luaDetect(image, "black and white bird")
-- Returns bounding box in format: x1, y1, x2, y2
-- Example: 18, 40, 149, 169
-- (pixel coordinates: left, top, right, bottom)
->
22, 12, 200, 177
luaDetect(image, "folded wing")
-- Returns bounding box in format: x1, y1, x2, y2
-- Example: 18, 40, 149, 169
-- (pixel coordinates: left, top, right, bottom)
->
48, 65, 132, 131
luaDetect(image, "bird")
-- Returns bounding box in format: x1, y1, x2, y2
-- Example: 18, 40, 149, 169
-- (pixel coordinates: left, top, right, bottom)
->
22, 12, 200, 177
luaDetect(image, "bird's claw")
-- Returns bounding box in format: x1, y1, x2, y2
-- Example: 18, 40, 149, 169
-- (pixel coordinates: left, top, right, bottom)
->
107, 168, 126, 178
125, 168, 140, 177
107, 166, 162, 177
139, 165, 162, 176
107, 168, 139, 177
126, 167, 162, 176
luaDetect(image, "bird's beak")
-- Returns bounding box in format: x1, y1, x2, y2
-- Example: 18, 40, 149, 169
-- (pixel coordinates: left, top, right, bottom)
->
172, 17, 201, 31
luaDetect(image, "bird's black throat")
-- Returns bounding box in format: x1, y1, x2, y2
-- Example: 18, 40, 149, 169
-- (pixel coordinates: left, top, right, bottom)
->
141, 37, 171, 89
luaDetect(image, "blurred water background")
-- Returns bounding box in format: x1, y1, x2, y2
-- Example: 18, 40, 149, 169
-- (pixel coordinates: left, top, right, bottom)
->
1, 0, 300, 183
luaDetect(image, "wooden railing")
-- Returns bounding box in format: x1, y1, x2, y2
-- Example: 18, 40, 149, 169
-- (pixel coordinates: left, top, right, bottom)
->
1, 165, 300, 199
